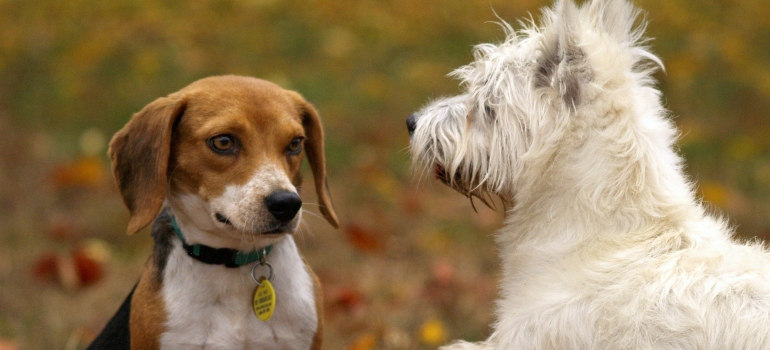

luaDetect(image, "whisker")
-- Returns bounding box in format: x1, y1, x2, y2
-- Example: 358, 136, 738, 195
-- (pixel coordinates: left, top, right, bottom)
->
470, 194, 480, 213
293, 220, 307, 245
300, 220, 315, 236
300, 209, 324, 221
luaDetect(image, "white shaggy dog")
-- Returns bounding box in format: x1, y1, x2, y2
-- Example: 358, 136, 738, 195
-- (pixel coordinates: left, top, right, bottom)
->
407, 0, 770, 348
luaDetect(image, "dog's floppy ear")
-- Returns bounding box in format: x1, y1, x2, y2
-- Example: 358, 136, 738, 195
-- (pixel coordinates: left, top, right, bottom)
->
109, 96, 186, 234
293, 94, 340, 229
536, 0, 587, 111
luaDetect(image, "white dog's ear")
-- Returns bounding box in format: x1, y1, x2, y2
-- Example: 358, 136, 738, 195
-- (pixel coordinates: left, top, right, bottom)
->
587, 0, 642, 45
585, 0, 663, 71
536, 0, 587, 111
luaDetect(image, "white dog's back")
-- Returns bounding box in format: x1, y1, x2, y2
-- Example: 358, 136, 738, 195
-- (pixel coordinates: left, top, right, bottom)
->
492, 218, 770, 348
408, 0, 770, 348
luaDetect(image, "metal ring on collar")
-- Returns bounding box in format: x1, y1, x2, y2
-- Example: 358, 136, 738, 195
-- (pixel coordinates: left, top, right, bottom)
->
251, 261, 274, 285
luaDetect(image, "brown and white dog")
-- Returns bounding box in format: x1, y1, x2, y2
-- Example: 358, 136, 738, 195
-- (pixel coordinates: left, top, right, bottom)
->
88, 75, 339, 349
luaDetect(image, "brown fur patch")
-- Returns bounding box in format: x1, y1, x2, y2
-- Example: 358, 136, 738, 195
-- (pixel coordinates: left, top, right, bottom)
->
130, 260, 167, 349
109, 97, 186, 234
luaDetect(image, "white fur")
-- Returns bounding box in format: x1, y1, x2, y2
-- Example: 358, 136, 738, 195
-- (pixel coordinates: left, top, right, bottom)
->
161, 165, 316, 349
410, 0, 770, 348
160, 235, 318, 349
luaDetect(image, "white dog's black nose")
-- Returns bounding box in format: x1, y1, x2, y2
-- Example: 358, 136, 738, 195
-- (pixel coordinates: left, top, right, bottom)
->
406, 114, 417, 136
264, 191, 302, 223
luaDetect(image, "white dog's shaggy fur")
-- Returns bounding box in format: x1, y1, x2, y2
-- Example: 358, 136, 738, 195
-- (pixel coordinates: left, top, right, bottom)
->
408, 0, 770, 348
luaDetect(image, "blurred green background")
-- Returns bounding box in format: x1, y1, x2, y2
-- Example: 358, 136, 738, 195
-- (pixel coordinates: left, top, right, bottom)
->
0, 0, 769, 349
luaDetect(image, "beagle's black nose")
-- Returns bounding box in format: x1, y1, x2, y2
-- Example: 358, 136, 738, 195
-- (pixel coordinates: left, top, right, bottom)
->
264, 191, 302, 223
406, 114, 417, 136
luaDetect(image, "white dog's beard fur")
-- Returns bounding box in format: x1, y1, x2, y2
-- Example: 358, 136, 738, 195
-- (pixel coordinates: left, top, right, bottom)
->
410, 94, 507, 210
410, 0, 770, 349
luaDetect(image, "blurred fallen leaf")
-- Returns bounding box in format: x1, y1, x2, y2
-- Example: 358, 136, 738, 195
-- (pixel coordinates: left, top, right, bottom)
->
72, 248, 105, 287
32, 245, 106, 289
423, 260, 461, 307
32, 252, 81, 290
50, 157, 106, 190
0, 340, 18, 350
346, 333, 377, 350
32, 252, 59, 282
431, 260, 456, 286
382, 327, 412, 349
419, 319, 448, 346
344, 224, 385, 253
79, 238, 112, 264
329, 285, 366, 314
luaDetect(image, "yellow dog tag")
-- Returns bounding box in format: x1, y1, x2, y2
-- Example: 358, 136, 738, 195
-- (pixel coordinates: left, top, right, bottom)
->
252, 278, 276, 321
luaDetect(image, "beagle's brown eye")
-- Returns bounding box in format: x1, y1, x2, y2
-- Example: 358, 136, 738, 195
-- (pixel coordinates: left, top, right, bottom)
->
287, 137, 303, 155
208, 135, 236, 154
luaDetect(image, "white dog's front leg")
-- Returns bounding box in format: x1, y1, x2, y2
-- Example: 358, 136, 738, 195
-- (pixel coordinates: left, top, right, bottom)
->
440, 340, 495, 350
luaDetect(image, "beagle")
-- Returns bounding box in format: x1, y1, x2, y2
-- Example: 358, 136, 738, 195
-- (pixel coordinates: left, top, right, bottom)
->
88, 75, 339, 349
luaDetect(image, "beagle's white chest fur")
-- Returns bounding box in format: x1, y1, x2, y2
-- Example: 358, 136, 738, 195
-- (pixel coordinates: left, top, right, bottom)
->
160, 235, 318, 349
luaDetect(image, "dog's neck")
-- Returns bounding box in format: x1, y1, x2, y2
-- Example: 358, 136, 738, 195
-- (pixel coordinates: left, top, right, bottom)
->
157, 197, 320, 348
158, 220, 319, 348
505, 101, 699, 249
166, 193, 286, 252
169, 214, 273, 268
